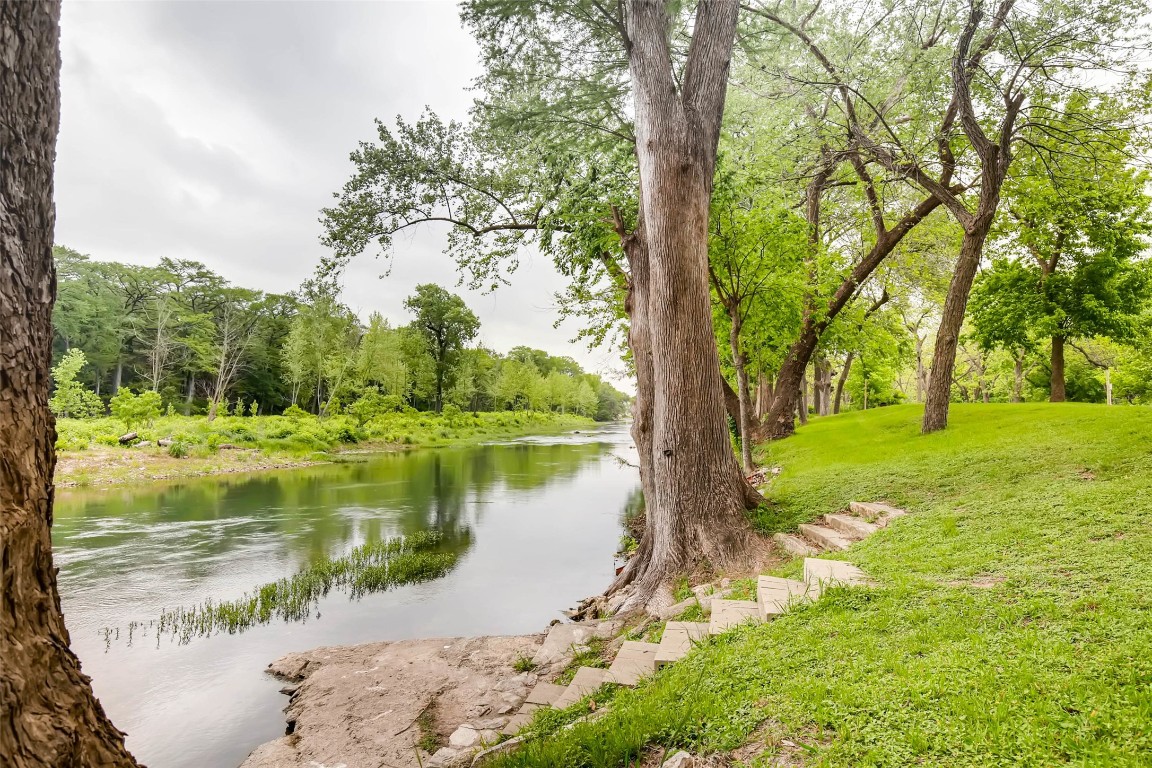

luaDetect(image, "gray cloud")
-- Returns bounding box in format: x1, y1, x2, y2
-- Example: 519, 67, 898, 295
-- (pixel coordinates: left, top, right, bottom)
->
55, 0, 629, 386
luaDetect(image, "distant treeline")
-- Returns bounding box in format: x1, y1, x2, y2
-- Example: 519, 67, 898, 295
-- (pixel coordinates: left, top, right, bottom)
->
52, 247, 630, 421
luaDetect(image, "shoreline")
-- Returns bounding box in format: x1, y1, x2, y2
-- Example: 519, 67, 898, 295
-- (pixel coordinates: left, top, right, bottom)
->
53, 419, 608, 490
239, 619, 623, 768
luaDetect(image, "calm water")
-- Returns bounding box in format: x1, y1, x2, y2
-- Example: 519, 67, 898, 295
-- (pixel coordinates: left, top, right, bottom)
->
53, 424, 638, 768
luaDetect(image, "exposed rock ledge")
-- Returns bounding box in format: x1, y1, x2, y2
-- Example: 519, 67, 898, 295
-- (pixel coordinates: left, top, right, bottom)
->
240, 623, 619, 768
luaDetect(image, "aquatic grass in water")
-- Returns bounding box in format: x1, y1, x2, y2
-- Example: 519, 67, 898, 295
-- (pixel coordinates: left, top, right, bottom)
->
146, 530, 465, 644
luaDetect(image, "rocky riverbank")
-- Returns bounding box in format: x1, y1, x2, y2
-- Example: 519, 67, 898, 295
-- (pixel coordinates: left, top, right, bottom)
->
240, 620, 622, 768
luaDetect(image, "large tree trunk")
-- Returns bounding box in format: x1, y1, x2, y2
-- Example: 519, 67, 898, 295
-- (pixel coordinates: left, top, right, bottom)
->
726, 306, 754, 473
1013, 352, 1024, 402
1, 3, 141, 764
112, 357, 123, 394
922, 225, 991, 432
797, 372, 809, 425
613, 0, 758, 611
754, 373, 773, 419
1050, 335, 1066, 402
834, 351, 854, 414
915, 335, 926, 402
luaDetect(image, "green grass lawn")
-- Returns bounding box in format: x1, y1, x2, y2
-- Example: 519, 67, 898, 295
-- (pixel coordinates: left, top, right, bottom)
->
494, 403, 1152, 767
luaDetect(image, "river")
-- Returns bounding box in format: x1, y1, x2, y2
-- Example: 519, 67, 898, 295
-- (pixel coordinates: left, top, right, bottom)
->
53, 423, 638, 768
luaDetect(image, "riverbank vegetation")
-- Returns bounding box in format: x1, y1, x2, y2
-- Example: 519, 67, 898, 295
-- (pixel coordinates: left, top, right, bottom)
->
119, 530, 465, 645
50, 248, 630, 421
493, 404, 1152, 767
53, 409, 595, 487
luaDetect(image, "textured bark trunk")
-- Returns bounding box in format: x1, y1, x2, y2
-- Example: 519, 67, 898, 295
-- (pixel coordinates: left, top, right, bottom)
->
1050, 335, 1066, 402
1105, 368, 1112, 405
923, 225, 991, 433
834, 352, 854, 414
112, 358, 123, 394
915, 336, 926, 402
754, 374, 773, 419
797, 372, 809, 425
726, 307, 754, 473
613, 0, 758, 611
1, 3, 141, 764
1013, 354, 1024, 402
814, 356, 832, 416
184, 374, 195, 415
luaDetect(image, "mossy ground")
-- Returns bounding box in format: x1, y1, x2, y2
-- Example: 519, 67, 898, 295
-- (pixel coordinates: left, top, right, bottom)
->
493, 403, 1152, 767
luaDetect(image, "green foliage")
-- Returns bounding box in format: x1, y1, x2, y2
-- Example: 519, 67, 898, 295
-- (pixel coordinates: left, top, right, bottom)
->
109, 389, 162, 430
347, 389, 403, 427
49, 348, 104, 419
403, 283, 481, 412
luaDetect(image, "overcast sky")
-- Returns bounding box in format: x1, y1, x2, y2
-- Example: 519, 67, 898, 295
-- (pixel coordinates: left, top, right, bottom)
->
55, 0, 629, 386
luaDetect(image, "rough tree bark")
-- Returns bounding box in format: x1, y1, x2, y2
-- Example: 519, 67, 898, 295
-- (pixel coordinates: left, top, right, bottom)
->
921, 0, 1020, 433
609, 0, 760, 611
1050, 335, 1066, 402
922, 226, 993, 430
834, 352, 854, 414
1, 3, 141, 765
726, 307, 755, 473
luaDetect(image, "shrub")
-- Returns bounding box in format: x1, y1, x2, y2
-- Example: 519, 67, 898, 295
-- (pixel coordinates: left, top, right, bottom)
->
168, 441, 189, 458
49, 349, 104, 419
110, 389, 162, 430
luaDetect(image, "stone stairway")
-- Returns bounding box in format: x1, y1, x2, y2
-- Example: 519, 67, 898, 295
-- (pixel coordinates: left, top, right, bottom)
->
496, 500, 905, 741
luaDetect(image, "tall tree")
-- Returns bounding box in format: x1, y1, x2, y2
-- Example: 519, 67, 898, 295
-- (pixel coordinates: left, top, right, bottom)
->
610, 0, 763, 610
0, 1, 140, 764
403, 284, 480, 413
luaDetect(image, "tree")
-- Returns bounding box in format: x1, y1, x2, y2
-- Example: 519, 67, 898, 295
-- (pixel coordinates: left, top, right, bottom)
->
0, 1, 140, 763
607, 0, 763, 610
206, 288, 263, 421
49, 349, 104, 419
403, 284, 480, 413
989, 126, 1151, 402
109, 389, 163, 431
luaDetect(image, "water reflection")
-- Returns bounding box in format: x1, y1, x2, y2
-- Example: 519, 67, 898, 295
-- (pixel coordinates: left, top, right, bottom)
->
53, 425, 638, 768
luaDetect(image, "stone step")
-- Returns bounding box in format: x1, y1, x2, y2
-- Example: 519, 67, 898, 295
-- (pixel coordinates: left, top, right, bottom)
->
550, 667, 615, 709
524, 681, 566, 706
757, 576, 818, 619
654, 621, 710, 668
849, 501, 908, 526
708, 599, 761, 634
606, 640, 660, 686
772, 532, 819, 557
804, 557, 872, 588
500, 707, 537, 736
823, 513, 879, 540
798, 523, 852, 551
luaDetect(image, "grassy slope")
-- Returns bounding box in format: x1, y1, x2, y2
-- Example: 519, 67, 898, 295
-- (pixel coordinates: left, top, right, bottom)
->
496, 404, 1152, 767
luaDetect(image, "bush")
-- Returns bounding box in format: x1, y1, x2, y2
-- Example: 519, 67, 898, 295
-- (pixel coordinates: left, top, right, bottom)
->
110, 389, 162, 430
167, 441, 189, 458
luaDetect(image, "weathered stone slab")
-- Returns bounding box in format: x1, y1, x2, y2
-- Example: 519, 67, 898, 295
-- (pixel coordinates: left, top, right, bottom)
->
707, 599, 761, 634
798, 523, 852, 551
772, 532, 818, 557
606, 640, 659, 686
823, 513, 879, 539
654, 622, 710, 668
849, 501, 908, 525
550, 667, 615, 709
757, 576, 817, 618
532, 622, 613, 667
804, 557, 872, 587
524, 681, 566, 706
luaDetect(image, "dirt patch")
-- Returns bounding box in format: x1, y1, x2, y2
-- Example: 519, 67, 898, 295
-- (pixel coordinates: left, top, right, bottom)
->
240, 634, 547, 768
946, 574, 1007, 589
